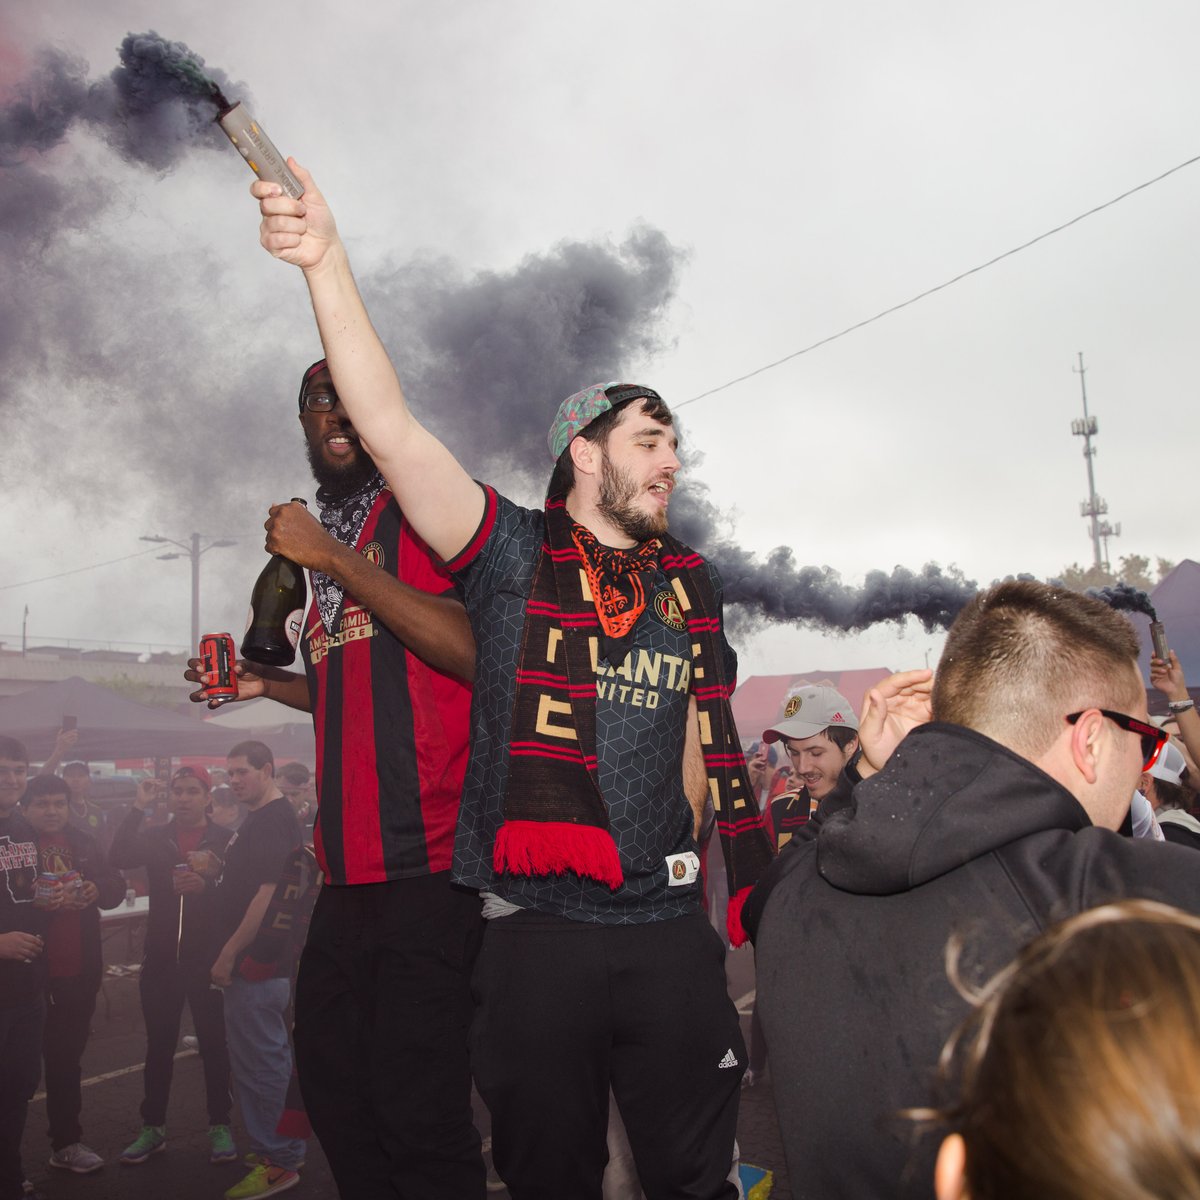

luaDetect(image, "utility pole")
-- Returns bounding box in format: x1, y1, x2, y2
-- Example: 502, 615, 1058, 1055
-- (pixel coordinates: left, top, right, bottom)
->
1070, 353, 1120, 573
140, 533, 237, 651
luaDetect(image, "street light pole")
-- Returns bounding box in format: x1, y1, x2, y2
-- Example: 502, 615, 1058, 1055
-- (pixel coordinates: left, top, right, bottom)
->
140, 533, 237, 652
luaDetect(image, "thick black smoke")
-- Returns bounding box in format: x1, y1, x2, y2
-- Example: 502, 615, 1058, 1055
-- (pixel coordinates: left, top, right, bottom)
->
362, 230, 681, 488
0, 33, 238, 172
3, 30, 990, 645
1086, 581, 1157, 621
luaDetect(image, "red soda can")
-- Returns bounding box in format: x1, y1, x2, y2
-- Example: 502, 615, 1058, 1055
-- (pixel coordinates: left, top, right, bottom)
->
198, 633, 239, 706
59, 869, 82, 897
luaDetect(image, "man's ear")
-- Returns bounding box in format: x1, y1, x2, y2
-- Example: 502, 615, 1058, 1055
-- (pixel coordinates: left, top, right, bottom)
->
569, 435, 600, 480
1068, 709, 1103, 786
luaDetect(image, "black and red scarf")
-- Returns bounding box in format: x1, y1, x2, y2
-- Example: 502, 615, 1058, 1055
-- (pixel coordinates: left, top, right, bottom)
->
496, 495, 773, 943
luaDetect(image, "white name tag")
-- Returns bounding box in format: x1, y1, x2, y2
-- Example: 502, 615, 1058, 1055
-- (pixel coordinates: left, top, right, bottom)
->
665, 851, 701, 887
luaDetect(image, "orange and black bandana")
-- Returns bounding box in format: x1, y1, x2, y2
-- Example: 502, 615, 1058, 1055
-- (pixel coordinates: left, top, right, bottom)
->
570, 523, 660, 664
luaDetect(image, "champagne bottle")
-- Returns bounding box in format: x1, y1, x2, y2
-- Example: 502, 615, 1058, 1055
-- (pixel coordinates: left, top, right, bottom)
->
241, 499, 309, 666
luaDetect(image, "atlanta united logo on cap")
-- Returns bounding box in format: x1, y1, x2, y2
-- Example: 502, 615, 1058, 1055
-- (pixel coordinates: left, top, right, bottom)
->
653, 590, 685, 631
363, 541, 384, 567
784, 695, 802, 718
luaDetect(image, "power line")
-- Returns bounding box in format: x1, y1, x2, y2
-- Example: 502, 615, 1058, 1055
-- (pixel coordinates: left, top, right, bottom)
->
0, 547, 163, 591
677, 152, 1200, 409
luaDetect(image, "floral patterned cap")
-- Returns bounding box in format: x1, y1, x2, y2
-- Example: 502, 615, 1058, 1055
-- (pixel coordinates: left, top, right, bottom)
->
547, 382, 665, 460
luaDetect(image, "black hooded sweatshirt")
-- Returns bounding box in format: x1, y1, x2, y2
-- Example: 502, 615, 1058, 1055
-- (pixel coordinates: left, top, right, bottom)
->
745, 721, 1200, 1200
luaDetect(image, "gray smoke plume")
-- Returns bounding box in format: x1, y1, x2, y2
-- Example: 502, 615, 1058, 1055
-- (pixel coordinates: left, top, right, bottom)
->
1086, 581, 1157, 621
0, 33, 238, 172
3, 30, 993, 645
361, 229, 681, 489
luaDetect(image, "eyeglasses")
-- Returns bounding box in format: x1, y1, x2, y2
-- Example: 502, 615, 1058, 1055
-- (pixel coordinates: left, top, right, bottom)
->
301, 393, 338, 413
1066, 709, 1168, 772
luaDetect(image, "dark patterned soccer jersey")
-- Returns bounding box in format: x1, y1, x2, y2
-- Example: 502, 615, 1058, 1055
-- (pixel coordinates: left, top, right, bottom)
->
302, 489, 471, 886
448, 486, 737, 924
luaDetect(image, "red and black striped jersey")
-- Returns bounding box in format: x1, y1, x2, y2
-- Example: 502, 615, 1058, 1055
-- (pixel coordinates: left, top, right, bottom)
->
302, 489, 470, 886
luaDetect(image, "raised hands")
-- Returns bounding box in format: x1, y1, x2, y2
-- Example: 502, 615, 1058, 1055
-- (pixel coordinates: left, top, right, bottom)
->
857, 669, 935, 777
253, 160, 339, 273
1151, 650, 1189, 702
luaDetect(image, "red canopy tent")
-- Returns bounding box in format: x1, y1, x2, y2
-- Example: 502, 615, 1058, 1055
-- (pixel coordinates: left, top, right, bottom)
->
731, 667, 892, 746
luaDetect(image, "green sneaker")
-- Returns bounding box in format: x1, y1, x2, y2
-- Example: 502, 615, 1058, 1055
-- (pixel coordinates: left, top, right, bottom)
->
224, 1161, 299, 1199
119, 1126, 166, 1165
208, 1125, 238, 1164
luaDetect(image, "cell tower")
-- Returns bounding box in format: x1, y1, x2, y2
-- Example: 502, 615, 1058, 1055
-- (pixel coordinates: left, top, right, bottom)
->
1070, 352, 1119, 572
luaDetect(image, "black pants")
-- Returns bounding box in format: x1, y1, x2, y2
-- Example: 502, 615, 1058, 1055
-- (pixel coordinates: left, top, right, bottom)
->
43, 973, 99, 1151
0, 997, 44, 1200
140, 957, 231, 1126
471, 910, 745, 1200
294, 872, 485, 1200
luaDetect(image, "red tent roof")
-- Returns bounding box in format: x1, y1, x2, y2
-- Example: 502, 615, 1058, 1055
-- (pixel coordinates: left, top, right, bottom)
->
731, 667, 892, 745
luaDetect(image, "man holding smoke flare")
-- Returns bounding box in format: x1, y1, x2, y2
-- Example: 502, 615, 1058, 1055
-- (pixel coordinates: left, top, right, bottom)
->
249, 160, 774, 1199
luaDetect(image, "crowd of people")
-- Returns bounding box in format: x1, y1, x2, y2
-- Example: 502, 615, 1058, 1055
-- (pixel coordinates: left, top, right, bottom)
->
0, 738, 319, 1200
6, 155, 1200, 1200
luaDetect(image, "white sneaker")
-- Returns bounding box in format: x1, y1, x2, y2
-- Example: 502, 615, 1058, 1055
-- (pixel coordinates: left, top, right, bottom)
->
50, 1143, 104, 1174
182, 1034, 199, 1050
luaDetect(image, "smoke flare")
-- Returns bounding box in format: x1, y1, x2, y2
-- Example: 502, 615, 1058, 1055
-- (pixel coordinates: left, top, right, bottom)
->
1, 33, 237, 172
1086, 581, 1157, 621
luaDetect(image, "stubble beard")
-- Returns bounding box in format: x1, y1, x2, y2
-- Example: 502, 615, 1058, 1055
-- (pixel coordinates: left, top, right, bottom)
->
597, 453, 668, 544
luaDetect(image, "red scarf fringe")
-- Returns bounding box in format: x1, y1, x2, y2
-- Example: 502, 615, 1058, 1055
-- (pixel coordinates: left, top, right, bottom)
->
726, 884, 755, 948
494, 819, 624, 889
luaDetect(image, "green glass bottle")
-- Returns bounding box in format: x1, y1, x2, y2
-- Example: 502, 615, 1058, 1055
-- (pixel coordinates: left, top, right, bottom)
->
241, 499, 309, 666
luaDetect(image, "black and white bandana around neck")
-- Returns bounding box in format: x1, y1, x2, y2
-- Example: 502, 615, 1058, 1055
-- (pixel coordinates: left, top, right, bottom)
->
312, 472, 387, 634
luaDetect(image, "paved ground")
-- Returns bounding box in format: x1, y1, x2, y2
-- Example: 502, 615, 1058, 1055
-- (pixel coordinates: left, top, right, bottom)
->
21, 919, 791, 1200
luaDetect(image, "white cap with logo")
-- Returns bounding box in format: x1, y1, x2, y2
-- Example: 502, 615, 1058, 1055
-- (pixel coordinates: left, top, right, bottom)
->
762, 685, 859, 743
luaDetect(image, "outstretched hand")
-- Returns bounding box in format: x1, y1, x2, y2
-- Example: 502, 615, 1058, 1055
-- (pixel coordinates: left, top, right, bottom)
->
254, 160, 338, 272
1151, 650, 1189, 702
184, 658, 268, 709
857, 669, 934, 776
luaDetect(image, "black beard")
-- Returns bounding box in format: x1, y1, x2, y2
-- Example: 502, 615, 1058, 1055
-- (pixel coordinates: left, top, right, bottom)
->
597, 453, 667, 544
305, 439, 380, 499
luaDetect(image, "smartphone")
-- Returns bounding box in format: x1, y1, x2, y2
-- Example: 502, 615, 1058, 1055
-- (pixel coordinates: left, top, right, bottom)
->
61, 715, 77, 732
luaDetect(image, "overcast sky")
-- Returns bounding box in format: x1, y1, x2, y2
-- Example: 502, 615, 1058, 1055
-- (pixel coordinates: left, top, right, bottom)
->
2, 0, 1197, 678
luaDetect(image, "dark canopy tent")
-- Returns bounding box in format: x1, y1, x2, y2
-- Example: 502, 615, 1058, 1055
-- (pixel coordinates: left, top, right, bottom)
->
0, 676, 252, 761
1137, 559, 1200, 713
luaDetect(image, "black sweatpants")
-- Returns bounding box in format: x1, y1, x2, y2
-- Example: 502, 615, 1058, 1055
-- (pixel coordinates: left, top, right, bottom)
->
43, 973, 100, 1151
294, 872, 485, 1200
471, 910, 745, 1200
139, 957, 231, 1126
0, 997, 44, 1200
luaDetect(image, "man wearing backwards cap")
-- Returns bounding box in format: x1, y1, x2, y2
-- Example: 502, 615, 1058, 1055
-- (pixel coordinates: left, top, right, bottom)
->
761, 686, 861, 850
253, 165, 772, 1199
109, 767, 235, 1168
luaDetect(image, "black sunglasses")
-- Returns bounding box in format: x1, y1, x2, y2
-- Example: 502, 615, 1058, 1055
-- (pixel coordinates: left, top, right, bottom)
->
1066, 709, 1167, 772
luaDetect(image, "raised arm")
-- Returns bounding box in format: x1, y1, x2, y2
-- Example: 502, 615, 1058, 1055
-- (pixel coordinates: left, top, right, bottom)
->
1151, 651, 1200, 769
254, 164, 484, 560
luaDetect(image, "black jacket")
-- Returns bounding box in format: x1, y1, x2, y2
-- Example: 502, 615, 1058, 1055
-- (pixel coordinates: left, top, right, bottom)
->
746, 722, 1200, 1200
109, 810, 232, 968
0, 808, 48, 1009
